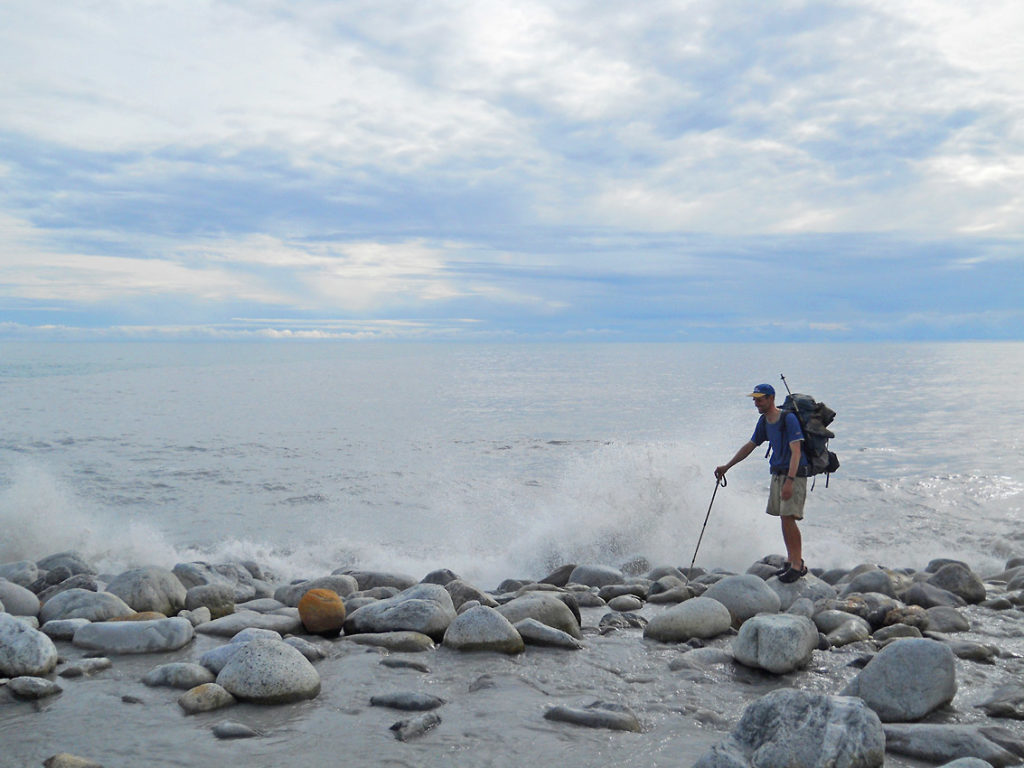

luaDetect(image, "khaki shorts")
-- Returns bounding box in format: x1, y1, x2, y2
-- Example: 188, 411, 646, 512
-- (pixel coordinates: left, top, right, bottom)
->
766, 474, 807, 519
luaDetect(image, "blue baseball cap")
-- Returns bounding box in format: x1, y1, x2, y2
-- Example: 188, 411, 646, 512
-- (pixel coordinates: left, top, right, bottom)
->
747, 383, 775, 398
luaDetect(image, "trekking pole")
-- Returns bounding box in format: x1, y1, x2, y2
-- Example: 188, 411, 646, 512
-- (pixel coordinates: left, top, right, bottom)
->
780, 373, 793, 397
688, 474, 727, 577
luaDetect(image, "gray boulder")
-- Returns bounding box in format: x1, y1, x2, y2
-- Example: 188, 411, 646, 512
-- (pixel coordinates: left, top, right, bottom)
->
444, 579, 499, 610
442, 605, 524, 654
40, 618, 91, 641
36, 551, 97, 576
199, 643, 247, 675
841, 569, 897, 598
143, 662, 216, 689
106, 566, 186, 615
567, 564, 624, 588
194, 610, 303, 638
0, 578, 41, 616
694, 689, 884, 768
702, 574, 781, 626
274, 575, 359, 606
814, 609, 872, 635
0, 560, 39, 587
927, 606, 971, 633
344, 583, 456, 641
643, 596, 732, 642
0, 613, 58, 676
883, 724, 1024, 767
514, 618, 584, 649
927, 563, 987, 604
73, 616, 194, 654
904, 582, 967, 609
768, 572, 838, 610
732, 614, 819, 674
976, 684, 1024, 720
185, 584, 235, 619
343, 631, 435, 652
336, 570, 417, 591
543, 701, 642, 732
38, 574, 101, 606
841, 638, 957, 722
8, 676, 63, 699
607, 595, 644, 612
495, 593, 582, 639
178, 683, 237, 714
216, 638, 321, 703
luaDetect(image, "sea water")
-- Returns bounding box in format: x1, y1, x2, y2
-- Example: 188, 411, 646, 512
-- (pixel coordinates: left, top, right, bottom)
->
2, 341, 1022, 585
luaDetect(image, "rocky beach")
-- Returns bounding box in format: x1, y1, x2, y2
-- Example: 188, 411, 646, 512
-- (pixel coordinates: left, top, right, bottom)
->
4, 550, 1024, 767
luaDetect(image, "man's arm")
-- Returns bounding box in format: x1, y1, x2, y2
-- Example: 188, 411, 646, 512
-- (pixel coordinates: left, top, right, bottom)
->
715, 441, 756, 480
782, 440, 802, 500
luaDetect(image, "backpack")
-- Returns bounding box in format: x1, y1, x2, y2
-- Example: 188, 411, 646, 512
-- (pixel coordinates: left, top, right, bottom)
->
778, 393, 840, 486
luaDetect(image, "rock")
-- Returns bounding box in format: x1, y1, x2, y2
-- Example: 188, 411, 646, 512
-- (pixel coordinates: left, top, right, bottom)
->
841, 568, 898, 598
0, 613, 58, 676
343, 631, 435, 652
573, 590, 609, 607
693, 688, 884, 768
883, 604, 929, 629
644, 596, 732, 642
40, 618, 91, 641
0, 578, 41, 616
936, 759, 999, 768
216, 638, 321, 703
444, 579, 498, 610
106, 566, 186, 615
904, 582, 967, 609
941, 639, 997, 664
178, 682, 237, 714
514, 618, 584, 649
58, 657, 112, 678
786, 597, 816, 617
420, 568, 460, 586
646, 584, 694, 604
976, 684, 1024, 719
669, 647, 735, 671
38, 575, 101, 606
607, 594, 644, 612
598, 583, 648, 601
732, 614, 819, 674
8, 675, 63, 699
143, 662, 216, 689
184, 584, 235, 619
443, 605, 524, 654
371, 691, 445, 711
841, 638, 957, 722
274, 575, 359, 606
39, 589, 134, 623
539, 564, 576, 587
236, 598, 288, 613
212, 720, 261, 739
344, 583, 456, 641
337, 570, 417, 591
858, 593, 905, 629
43, 754, 104, 768
883, 724, 1024, 767
599, 612, 647, 632
199, 643, 247, 675
702, 574, 782, 626
873, 624, 923, 643
297, 588, 346, 635
0, 560, 39, 588
927, 605, 971, 632
37, 551, 97, 576
495, 593, 582, 639
231, 627, 282, 643
927, 563, 987, 604
768, 572, 837, 610
543, 701, 642, 732
179, 607, 212, 627
567, 564, 624, 588
827, 620, 873, 648
390, 711, 442, 741
194, 610, 302, 637
814, 609, 871, 635
73, 617, 194, 654
380, 657, 430, 673
283, 636, 328, 662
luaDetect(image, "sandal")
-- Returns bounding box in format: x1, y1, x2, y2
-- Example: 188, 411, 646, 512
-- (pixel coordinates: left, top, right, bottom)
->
778, 562, 808, 584
773, 561, 790, 577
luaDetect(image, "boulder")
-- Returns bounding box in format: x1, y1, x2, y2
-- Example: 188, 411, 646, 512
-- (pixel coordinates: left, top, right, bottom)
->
36, 551, 97, 576
0, 613, 58, 676
194, 610, 303, 638
827, 620, 872, 648
185, 584, 235, 619
297, 588, 346, 636
514, 618, 584, 649
445, 580, 499, 610
904, 582, 967, 609
274, 575, 359, 606
927, 563, 987, 604
702, 574, 781, 627
495, 593, 582, 640
883, 724, 1024, 767
926, 606, 971, 634
442, 605, 524, 654
73, 616, 194, 654
814, 610, 871, 635
0, 560, 39, 587
732, 614, 819, 674
643, 596, 732, 642
40, 618, 91, 641
607, 595, 644, 612
105, 566, 186, 616
539, 564, 576, 587
8, 676, 63, 699
216, 638, 321, 704
841, 638, 957, 722
178, 683, 237, 714
43, 754, 104, 768
0, 578, 41, 616
370, 691, 446, 711
543, 701, 642, 732
143, 662, 216, 689
976, 684, 1024, 720
336, 570, 417, 591
873, 624, 923, 643
694, 689, 884, 768
58, 657, 112, 678
567, 564, 624, 588
420, 568, 460, 586
344, 584, 456, 641
199, 643, 247, 675
841, 569, 897, 598
768, 573, 837, 610
38, 575, 101, 606
343, 631, 435, 652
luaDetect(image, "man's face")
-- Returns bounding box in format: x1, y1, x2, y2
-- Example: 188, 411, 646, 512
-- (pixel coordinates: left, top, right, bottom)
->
753, 394, 773, 414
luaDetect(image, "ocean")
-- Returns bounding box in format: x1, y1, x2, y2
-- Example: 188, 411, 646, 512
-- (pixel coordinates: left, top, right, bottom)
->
2, 340, 1022, 585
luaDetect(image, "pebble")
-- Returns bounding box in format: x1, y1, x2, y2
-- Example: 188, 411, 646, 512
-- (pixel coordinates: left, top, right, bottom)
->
59, 657, 113, 678
370, 691, 445, 711
212, 720, 261, 739
390, 711, 441, 741
543, 701, 642, 732
8, 675, 63, 699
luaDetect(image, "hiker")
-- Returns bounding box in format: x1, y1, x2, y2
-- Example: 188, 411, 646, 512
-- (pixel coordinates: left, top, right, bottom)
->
714, 383, 809, 583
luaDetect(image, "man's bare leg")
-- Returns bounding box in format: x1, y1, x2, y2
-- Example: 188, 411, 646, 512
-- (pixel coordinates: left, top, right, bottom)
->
781, 516, 803, 569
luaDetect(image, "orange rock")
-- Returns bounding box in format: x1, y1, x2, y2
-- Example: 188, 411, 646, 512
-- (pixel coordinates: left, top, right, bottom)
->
298, 588, 346, 635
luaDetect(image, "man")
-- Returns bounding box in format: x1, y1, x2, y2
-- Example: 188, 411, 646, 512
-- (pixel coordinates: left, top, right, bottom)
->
714, 383, 809, 583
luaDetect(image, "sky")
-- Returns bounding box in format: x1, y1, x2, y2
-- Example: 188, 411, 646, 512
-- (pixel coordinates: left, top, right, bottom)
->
0, 0, 1021, 342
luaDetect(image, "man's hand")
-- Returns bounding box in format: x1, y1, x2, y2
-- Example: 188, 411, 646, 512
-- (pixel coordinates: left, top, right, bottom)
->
714, 466, 728, 481
781, 478, 793, 501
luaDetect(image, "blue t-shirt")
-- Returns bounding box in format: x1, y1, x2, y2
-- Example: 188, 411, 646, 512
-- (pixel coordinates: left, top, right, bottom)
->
752, 412, 808, 473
